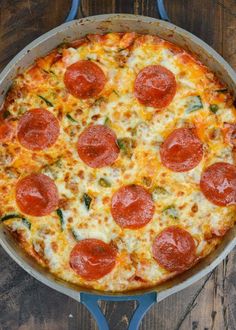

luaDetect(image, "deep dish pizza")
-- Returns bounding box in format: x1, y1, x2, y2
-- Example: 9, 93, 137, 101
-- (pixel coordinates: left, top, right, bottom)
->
0, 32, 236, 292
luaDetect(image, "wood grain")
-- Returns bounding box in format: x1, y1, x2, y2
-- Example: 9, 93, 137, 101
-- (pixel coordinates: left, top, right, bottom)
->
0, 1, 236, 329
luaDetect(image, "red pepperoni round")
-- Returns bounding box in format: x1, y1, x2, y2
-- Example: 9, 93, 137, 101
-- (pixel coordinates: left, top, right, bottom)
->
64, 60, 106, 99
200, 162, 236, 206
134, 65, 177, 108
69, 239, 117, 280
160, 128, 203, 172
152, 226, 196, 272
16, 173, 59, 216
77, 125, 119, 168
111, 184, 155, 229
17, 108, 59, 151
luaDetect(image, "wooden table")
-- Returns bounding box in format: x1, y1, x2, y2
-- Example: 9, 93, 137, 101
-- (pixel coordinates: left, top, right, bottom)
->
1, 1, 236, 329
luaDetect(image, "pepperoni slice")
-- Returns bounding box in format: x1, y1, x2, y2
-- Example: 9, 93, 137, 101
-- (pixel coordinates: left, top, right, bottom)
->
16, 173, 59, 216
111, 184, 155, 229
77, 125, 119, 168
200, 162, 236, 206
64, 60, 106, 99
17, 108, 59, 151
69, 239, 117, 280
134, 65, 177, 108
152, 226, 196, 272
160, 128, 203, 172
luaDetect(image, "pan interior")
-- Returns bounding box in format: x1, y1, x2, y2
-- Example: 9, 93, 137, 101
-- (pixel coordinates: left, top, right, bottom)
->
0, 14, 236, 299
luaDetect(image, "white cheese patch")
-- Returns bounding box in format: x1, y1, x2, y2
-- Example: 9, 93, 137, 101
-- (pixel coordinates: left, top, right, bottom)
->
62, 48, 81, 67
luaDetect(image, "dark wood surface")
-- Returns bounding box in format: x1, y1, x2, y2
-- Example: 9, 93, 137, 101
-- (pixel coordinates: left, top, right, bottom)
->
1, 1, 236, 329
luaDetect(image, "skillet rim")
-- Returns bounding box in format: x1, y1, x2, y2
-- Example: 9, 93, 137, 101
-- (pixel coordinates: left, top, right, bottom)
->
0, 13, 236, 300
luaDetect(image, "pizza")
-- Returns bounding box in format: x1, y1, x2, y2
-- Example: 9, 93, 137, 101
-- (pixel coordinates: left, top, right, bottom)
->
0, 32, 236, 292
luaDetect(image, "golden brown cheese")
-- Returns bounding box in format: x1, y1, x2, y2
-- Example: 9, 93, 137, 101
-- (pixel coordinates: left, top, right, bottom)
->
0, 32, 236, 292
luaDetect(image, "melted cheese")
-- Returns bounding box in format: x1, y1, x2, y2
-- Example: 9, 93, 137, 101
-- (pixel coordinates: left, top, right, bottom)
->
1, 33, 236, 292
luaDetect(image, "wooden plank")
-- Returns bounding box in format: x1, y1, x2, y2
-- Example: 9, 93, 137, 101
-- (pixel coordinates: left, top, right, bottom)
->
167, 249, 236, 330
164, 0, 224, 54
0, 1, 236, 329
0, 0, 71, 71
222, 0, 236, 67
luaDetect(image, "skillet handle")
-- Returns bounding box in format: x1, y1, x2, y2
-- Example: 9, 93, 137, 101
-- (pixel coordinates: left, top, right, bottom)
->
65, 0, 80, 22
65, 0, 170, 23
156, 0, 170, 21
80, 292, 157, 330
